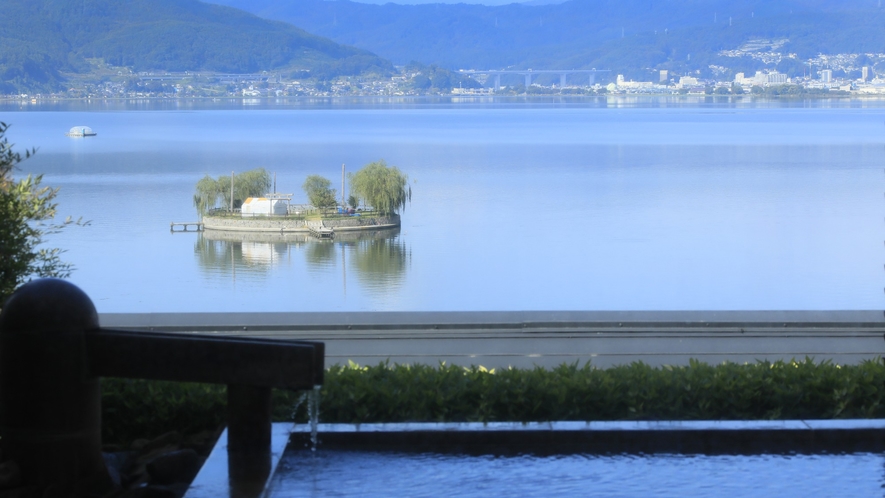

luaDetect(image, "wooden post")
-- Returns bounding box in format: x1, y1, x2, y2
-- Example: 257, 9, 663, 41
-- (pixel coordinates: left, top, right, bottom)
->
227, 385, 272, 496
0, 279, 112, 495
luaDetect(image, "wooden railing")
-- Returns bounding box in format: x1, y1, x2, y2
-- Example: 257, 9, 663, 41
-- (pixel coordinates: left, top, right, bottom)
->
0, 279, 324, 497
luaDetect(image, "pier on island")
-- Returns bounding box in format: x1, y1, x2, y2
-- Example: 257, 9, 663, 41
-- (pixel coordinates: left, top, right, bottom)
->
170, 221, 204, 232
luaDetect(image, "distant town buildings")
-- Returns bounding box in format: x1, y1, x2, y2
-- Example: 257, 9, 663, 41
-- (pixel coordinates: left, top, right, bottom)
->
677, 76, 699, 88
609, 74, 660, 93
4, 45, 885, 100
734, 71, 788, 86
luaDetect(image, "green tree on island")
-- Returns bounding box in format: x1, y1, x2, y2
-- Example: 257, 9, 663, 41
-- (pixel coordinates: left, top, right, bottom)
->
302, 175, 338, 213
193, 168, 271, 216
349, 160, 411, 215
0, 123, 82, 305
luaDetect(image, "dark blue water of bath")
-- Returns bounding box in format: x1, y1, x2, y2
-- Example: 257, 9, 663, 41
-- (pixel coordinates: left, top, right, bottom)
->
269, 449, 884, 497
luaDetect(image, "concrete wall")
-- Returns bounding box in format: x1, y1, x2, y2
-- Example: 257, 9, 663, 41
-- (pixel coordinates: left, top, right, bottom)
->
100, 310, 885, 369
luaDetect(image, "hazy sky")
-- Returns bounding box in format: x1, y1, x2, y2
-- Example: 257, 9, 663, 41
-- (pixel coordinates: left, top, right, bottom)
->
352, 1, 532, 5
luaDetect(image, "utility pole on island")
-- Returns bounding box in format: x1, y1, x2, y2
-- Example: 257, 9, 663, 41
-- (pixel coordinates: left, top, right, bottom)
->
341, 163, 346, 207
230, 171, 234, 213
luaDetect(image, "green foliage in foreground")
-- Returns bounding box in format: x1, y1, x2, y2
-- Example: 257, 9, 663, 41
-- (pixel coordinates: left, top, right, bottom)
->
0, 122, 83, 305
100, 358, 885, 444
102, 379, 226, 444
316, 359, 885, 423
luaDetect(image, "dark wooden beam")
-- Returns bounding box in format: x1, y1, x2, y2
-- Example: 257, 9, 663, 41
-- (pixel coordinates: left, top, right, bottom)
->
86, 329, 324, 389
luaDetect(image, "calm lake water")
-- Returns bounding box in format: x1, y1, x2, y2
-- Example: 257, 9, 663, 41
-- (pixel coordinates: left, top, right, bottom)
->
2, 98, 884, 312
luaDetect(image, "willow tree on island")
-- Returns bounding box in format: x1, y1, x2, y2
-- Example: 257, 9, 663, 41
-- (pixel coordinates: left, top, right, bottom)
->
193, 168, 271, 216
349, 160, 411, 215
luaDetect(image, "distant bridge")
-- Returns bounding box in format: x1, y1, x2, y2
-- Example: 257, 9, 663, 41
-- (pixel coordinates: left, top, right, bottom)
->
460, 69, 611, 90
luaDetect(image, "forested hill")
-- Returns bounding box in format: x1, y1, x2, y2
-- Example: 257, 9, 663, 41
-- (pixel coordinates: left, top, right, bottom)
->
205, 0, 885, 77
0, 0, 393, 93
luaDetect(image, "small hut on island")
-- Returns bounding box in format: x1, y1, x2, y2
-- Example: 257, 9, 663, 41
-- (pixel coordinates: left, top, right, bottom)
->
240, 193, 292, 217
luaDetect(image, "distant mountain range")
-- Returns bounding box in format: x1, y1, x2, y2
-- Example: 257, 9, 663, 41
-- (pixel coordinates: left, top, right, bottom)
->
0, 0, 393, 93
4, 0, 884, 94
204, 0, 885, 80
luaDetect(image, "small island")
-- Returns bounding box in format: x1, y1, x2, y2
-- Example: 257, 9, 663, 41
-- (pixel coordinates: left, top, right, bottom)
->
193, 161, 410, 237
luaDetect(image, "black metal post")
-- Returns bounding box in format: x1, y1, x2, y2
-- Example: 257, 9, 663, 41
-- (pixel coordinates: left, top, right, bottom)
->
0, 278, 112, 495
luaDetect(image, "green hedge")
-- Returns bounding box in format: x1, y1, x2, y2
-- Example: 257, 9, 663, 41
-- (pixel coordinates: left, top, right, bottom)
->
101, 358, 885, 444
102, 379, 226, 444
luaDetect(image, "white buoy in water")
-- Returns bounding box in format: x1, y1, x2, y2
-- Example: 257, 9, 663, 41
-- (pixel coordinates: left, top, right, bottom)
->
65, 126, 96, 137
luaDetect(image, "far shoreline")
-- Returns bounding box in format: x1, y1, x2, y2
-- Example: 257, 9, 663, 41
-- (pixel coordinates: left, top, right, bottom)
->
4, 94, 885, 109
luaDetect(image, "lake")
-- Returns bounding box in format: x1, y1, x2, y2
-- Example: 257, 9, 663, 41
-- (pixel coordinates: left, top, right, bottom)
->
2, 97, 884, 313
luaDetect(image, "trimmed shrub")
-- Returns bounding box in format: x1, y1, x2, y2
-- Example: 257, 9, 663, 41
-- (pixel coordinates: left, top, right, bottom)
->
101, 358, 885, 443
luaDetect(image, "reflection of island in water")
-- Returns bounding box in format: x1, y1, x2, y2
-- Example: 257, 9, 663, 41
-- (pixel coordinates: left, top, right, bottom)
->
194, 227, 409, 291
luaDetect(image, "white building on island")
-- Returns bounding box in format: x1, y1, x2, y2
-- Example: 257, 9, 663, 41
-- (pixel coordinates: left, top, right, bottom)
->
241, 194, 292, 217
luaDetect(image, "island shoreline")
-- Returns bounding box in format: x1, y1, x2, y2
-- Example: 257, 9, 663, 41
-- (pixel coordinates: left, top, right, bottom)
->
201, 213, 400, 233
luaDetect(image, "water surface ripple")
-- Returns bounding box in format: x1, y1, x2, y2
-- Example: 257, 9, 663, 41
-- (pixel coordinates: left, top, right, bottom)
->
3, 102, 883, 312
271, 450, 885, 497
